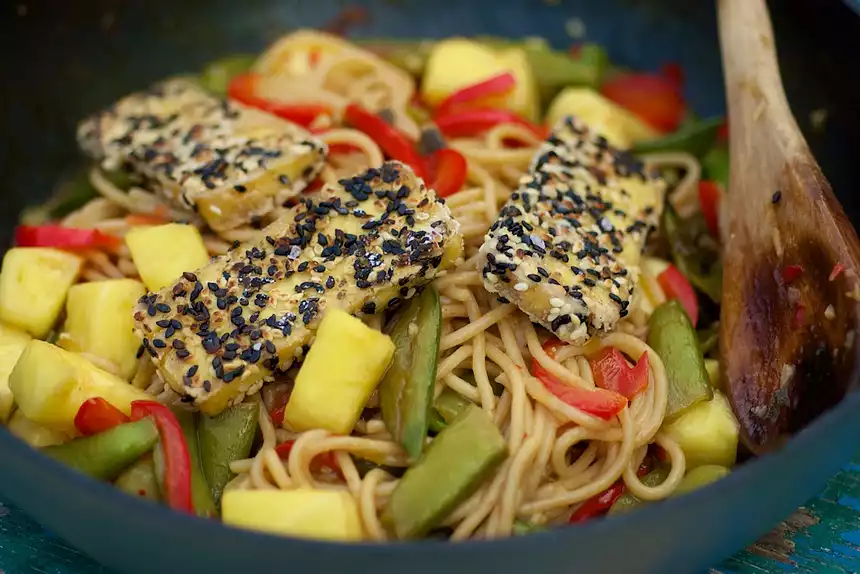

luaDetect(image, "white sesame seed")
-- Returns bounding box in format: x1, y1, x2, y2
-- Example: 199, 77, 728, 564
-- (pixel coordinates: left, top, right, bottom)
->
824, 304, 835, 320
549, 297, 564, 308
514, 282, 529, 292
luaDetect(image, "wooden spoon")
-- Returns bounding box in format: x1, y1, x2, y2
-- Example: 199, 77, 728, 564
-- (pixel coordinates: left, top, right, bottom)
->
717, 0, 860, 455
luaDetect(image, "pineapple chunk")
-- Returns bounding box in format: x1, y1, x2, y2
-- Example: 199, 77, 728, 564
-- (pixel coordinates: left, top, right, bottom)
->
284, 309, 394, 434
7, 410, 69, 448
496, 48, 540, 122
9, 340, 151, 435
421, 39, 538, 119
62, 279, 146, 380
0, 323, 32, 422
222, 488, 363, 541
545, 88, 660, 148
0, 248, 83, 338
662, 390, 739, 469
125, 224, 209, 292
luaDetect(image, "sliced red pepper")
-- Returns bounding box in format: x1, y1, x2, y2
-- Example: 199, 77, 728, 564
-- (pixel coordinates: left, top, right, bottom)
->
782, 265, 804, 285
697, 180, 721, 239
274, 440, 341, 474
568, 464, 649, 523
228, 74, 331, 128
601, 73, 685, 133
428, 148, 468, 197
532, 358, 627, 420
660, 62, 685, 89
829, 263, 845, 282
15, 225, 121, 251
717, 119, 729, 142
657, 263, 700, 326
344, 104, 428, 179
589, 347, 650, 399
74, 397, 130, 436
269, 405, 286, 427
435, 72, 516, 117
130, 401, 193, 514
434, 109, 547, 140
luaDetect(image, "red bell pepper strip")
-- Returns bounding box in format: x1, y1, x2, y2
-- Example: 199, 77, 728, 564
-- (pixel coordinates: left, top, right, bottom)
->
274, 440, 341, 474
697, 180, 721, 239
428, 148, 468, 197
781, 265, 804, 285
130, 401, 193, 514
532, 358, 627, 420
589, 347, 650, 399
15, 225, 121, 251
829, 263, 845, 282
227, 74, 332, 128
435, 73, 517, 116
74, 398, 130, 436
434, 109, 547, 140
344, 104, 429, 180
657, 263, 700, 326
269, 405, 286, 427
601, 73, 685, 133
568, 464, 650, 523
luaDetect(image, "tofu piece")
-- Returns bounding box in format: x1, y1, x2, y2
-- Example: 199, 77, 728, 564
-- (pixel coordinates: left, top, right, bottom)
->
133, 162, 463, 415
77, 78, 327, 233
478, 116, 666, 344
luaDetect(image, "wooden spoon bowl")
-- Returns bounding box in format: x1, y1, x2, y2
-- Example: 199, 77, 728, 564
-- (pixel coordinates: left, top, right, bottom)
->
718, 0, 860, 454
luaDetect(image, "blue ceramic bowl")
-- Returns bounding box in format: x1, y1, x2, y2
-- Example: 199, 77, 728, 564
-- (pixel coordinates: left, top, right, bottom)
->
1, 1, 859, 573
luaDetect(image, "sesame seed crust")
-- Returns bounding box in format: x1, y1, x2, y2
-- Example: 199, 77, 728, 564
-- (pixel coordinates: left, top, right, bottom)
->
77, 78, 327, 233
478, 116, 666, 344
133, 161, 463, 415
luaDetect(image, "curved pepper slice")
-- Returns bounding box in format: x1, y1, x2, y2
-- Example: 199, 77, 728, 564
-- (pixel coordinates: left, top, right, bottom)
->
434, 109, 546, 139
428, 148, 468, 197
589, 347, 650, 399
130, 401, 193, 514
74, 397, 130, 436
435, 72, 516, 116
344, 104, 429, 180
15, 225, 121, 251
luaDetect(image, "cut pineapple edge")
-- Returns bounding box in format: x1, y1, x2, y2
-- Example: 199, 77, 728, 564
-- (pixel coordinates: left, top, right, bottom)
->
284, 308, 395, 435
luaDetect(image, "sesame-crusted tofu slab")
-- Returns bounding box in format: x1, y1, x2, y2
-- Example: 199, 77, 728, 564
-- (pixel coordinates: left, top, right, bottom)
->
133, 161, 463, 415
478, 116, 666, 344
77, 78, 326, 233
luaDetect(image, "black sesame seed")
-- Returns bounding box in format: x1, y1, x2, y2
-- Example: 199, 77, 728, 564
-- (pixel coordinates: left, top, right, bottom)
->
176, 349, 191, 359
362, 301, 376, 315
135, 345, 145, 358
151, 338, 166, 349
527, 273, 542, 283
772, 190, 782, 204
155, 303, 170, 313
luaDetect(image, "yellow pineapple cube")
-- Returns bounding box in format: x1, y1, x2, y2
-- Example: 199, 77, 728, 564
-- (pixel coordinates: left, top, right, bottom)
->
9, 340, 151, 434
662, 391, 739, 469
125, 223, 209, 292
0, 323, 32, 422
7, 410, 69, 448
421, 39, 538, 120
283, 309, 394, 434
0, 248, 82, 338
62, 279, 146, 380
222, 489, 363, 541
545, 87, 660, 149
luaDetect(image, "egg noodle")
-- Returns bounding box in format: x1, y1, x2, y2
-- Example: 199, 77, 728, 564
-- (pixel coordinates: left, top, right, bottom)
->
55, 30, 708, 539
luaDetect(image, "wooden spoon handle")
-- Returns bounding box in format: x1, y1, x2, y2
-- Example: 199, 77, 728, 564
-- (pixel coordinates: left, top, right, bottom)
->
718, 0, 804, 160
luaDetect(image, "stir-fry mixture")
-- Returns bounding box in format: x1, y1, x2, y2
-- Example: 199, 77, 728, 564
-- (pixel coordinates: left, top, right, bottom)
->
1, 26, 737, 542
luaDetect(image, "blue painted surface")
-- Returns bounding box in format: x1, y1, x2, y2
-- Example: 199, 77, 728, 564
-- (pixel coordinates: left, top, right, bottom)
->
1, 1, 859, 573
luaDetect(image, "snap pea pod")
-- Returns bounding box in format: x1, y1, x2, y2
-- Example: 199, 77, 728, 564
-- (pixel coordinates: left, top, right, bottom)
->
198, 402, 259, 507
380, 286, 442, 462
648, 300, 713, 420
42, 418, 158, 480
199, 54, 256, 95
434, 389, 472, 425
355, 38, 608, 91
663, 204, 723, 302
632, 117, 723, 158
608, 466, 671, 515
702, 145, 730, 189
114, 456, 160, 501
173, 409, 217, 518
